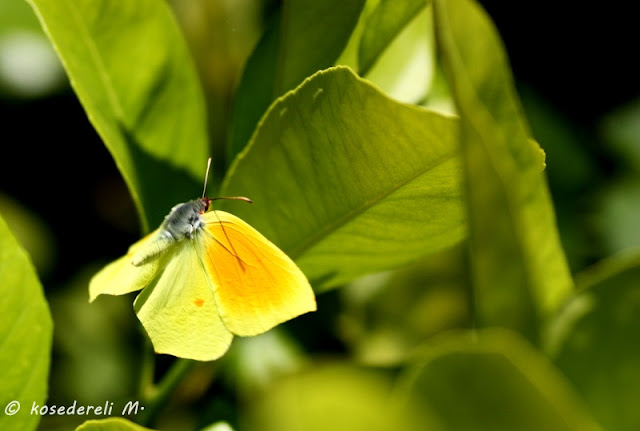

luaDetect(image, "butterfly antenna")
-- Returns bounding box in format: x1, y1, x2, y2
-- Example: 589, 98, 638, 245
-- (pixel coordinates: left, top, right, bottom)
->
202, 157, 212, 198
211, 196, 253, 204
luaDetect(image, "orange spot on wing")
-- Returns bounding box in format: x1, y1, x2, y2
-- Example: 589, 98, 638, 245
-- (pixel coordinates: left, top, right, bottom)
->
194, 298, 205, 307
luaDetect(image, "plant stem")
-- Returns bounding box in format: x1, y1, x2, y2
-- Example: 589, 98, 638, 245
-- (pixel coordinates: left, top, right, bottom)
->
138, 337, 155, 398
137, 358, 196, 426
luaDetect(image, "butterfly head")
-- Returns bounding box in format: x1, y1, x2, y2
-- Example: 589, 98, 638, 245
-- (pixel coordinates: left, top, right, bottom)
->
199, 196, 212, 213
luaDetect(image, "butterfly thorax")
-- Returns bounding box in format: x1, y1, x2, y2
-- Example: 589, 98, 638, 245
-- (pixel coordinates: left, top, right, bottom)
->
161, 198, 210, 241
131, 197, 211, 266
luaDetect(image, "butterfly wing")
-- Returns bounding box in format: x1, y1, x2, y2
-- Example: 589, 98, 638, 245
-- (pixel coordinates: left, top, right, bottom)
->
134, 240, 233, 361
89, 230, 161, 302
199, 210, 316, 336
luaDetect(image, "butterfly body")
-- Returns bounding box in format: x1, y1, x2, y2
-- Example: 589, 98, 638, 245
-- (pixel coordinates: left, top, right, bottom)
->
90, 196, 316, 361
162, 197, 210, 240
132, 198, 210, 266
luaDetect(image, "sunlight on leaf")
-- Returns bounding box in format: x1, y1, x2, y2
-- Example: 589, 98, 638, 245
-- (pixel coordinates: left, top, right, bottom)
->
200, 422, 235, 431
0, 214, 52, 431
221, 66, 465, 290
363, 4, 434, 104
358, 0, 428, 76
399, 329, 602, 431
433, 0, 573, 343
28, 0, 209, 231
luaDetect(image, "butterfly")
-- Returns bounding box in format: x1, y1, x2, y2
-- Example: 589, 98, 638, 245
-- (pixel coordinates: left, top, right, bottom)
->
89, 159, 316, 361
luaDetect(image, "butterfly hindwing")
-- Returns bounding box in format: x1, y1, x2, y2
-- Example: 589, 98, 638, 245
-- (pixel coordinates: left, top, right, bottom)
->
200, 211, 316, 336
134, 241, 233, 361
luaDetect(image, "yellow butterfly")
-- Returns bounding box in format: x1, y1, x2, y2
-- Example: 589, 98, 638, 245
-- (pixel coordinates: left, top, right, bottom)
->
89, 159, 316, 361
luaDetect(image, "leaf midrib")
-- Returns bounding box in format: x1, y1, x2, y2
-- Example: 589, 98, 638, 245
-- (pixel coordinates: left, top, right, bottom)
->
288, 151, 457, 259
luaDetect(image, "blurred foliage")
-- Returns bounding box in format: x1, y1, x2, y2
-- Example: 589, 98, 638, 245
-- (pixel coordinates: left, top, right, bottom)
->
0, 0, 638, 430
0, 192, 56, 277
244, 363, 411, 431
400, 329, 601, 431
0, 0, 65, 97
597, 100, 640, 254
549, 249, 640, 431
338, 244, 470, 365
75, 418, 155, 431
0, 215, 52, 431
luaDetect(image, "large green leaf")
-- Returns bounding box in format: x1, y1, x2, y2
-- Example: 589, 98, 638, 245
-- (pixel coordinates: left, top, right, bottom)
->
220, 66, 465, 290
433, 0, 573, 342
227, 0, 365, 160
0, 215, 52, 431
28, 0, 209, 231
358, 0, 428, 76
76, 418, 155, 431
549, 249, 640, 431
399, 329, 601, 431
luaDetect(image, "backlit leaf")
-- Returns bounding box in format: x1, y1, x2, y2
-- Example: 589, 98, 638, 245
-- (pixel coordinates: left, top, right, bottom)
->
221, 66, 465, 290
28, 0, 209, 230
227, 0, 365, 160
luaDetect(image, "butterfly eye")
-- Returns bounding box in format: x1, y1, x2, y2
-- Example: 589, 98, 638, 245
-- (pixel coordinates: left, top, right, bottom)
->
202, 197, 211, 213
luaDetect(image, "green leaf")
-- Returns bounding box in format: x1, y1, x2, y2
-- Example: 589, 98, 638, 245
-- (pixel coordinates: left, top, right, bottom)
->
358, 0, 428, 76
75, 418, 155, 431
0, 214, 52, 431
399, 329, 602, 431
227, 0, 365, 160
28, 0, 209, 231
433, 0, 573, 342
244, 363, 413, 431
362, 3, 434, 104
220, 66, 465, 290
549, 249, 640, 431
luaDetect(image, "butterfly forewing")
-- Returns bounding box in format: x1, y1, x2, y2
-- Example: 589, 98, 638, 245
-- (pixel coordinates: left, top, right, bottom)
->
89, 230, 162, 302
199, 210, 316, 336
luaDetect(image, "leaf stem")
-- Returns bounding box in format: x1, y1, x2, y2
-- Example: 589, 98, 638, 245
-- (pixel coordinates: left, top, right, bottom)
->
138, 337, 155, 398
137, 358, 196, 426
